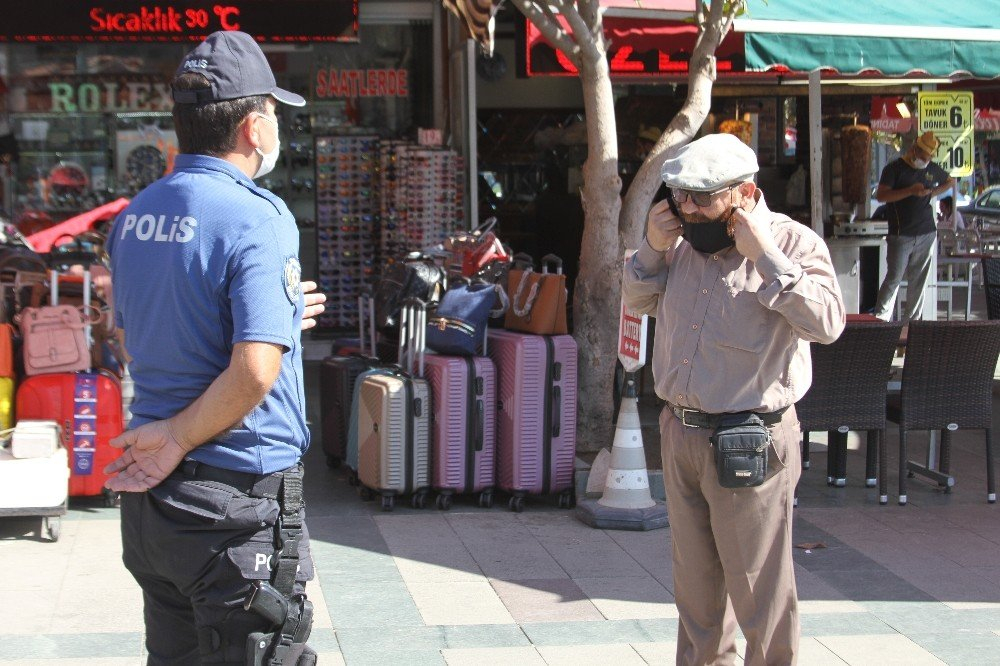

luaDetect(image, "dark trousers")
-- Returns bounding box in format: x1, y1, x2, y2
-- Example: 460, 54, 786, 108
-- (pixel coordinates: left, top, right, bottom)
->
120, 467, 312, 666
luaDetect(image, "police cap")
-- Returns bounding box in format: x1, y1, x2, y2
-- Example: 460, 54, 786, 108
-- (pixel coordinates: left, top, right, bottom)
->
172, 31, 305, 107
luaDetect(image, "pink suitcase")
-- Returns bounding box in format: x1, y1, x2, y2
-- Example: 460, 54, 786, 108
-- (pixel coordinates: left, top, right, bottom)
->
424, 354, 496, 510
487, 330, 577, 512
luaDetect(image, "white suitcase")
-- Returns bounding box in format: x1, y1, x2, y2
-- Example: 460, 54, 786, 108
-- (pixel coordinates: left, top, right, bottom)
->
357, 299, 432, 511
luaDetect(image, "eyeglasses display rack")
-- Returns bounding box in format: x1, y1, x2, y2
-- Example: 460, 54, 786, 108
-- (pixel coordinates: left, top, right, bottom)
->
314, 134, 466, 332
315, 134, 379, 330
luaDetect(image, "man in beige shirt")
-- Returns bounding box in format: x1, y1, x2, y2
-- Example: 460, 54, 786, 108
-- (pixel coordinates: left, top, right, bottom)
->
623, 133, 845, 665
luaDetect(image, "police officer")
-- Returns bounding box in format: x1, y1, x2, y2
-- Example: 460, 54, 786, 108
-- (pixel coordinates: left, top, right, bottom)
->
623, 134, 845, 665
105, 31, 322, 665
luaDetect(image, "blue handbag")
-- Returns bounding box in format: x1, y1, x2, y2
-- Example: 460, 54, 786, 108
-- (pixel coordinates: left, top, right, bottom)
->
426, 282, 501, 356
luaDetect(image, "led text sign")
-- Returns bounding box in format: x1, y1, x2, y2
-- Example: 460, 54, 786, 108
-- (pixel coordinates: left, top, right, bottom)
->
4, 0, 358, 42
523, 18, 744, 79
315, 69, 410, 98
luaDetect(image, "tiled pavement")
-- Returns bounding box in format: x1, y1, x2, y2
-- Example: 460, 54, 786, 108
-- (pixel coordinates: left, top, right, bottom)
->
2, 363, 1000, 664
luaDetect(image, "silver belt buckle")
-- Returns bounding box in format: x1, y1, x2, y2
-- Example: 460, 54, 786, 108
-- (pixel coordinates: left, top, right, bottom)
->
679, 407, 699, 428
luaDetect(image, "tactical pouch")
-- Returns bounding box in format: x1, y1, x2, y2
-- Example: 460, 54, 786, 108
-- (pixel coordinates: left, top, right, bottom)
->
710, 413, 769, 488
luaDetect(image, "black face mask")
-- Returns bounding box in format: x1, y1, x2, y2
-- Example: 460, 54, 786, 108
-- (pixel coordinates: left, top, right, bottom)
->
681, 218, 735, 254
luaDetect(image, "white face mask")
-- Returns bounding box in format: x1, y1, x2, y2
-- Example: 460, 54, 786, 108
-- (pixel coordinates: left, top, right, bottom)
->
253, 112, 280, 180
912, 157, 929, 169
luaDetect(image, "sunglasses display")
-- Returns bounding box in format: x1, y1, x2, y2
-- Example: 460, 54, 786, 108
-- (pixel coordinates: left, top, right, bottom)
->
314, 134, 467, 331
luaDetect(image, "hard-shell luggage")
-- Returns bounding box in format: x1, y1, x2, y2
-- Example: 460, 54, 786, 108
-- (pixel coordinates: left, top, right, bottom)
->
424, 350, 496, 510
488, 330, 577, 512
319, 294, 379, 469
16, 370, 123, 506
356, 299, 432, 511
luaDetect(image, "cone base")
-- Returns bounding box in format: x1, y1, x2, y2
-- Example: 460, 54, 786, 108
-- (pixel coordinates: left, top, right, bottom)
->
575, 499, 669, 531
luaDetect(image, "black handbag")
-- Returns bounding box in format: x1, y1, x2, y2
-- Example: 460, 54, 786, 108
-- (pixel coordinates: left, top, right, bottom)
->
710, 413, 770, 488
373, 253, 446, 329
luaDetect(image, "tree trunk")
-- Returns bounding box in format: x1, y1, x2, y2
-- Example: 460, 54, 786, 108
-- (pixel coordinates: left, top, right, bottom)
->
573, 54, 622, 451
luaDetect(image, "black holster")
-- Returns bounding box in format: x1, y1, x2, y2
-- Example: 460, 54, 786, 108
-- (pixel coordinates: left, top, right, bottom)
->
710, 413, 770, 488
245, 465, 315, 666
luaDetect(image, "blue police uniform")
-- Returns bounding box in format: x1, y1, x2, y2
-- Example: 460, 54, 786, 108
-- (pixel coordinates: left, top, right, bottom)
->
108, 153, 309, 474
109, 154, 315, 665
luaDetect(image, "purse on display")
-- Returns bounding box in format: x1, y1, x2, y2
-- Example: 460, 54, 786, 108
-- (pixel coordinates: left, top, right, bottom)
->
445, 218, 512, 282
426, 281, 504, 356
372, 253, 447, 329
19, 304, 99, 376
504, 254, 568, 336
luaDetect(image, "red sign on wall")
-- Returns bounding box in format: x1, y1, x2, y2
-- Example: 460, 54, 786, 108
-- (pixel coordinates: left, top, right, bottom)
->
523, 17, 745, 79
315, 69, 410, 99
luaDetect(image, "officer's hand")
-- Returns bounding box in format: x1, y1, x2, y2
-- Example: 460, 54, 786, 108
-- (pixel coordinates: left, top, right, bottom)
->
104, 420, 190, 492
300, 280, 327, 331
646, 199, 682, 252
909, 183, 931, 197
730, 206, 779, 264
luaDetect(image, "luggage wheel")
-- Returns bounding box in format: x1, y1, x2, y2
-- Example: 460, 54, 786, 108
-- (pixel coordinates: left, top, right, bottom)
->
508, 495, 525, 513
326, 455, 341, 469
436, 494, 453, 511
42, 516, 61, 542
348, 472, 359, 487
478, 490, 494, 509
411, 492, 429, 510
381, 495, 395, 512
359, 486, 375, 502
557, 490, 575, 509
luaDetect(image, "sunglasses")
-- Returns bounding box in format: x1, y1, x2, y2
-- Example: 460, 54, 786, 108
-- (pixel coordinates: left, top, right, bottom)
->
670, 185, 737, 207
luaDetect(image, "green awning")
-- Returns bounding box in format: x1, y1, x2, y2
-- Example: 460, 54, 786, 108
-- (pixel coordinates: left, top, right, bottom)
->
738, 0, 1000, 78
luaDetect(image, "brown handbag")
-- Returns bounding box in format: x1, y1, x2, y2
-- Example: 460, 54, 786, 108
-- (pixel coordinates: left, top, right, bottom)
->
504, 254, 568, 335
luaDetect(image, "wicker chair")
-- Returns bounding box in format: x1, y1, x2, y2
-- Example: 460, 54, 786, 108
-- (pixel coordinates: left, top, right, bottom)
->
981, 257, 1000, 320
796, 321, 903, 498
887, 320, 1000, 505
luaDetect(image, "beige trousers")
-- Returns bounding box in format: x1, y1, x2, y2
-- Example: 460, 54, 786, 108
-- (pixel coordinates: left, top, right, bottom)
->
659, 405, 802, 666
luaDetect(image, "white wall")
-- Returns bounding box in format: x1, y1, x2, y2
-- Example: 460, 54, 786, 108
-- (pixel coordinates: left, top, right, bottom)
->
476, 38, 584, 110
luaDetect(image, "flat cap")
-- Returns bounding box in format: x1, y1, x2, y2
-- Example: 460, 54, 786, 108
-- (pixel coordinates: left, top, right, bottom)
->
661, 133, 759, 192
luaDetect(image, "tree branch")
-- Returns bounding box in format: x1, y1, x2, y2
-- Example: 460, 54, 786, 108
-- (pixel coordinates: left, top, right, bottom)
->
553, 0, 604, 64
510, 0, 582, 69
578, 0, 606, 50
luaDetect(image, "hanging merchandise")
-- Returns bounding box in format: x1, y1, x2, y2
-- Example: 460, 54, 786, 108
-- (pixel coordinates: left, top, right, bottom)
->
315, 134, 380, 330
379, 141, 465, 259
841, 124, 872, 205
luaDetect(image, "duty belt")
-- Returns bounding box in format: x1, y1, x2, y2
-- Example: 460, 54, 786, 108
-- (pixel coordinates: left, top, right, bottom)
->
668, 403, 787, 429
176, 459, 284, 499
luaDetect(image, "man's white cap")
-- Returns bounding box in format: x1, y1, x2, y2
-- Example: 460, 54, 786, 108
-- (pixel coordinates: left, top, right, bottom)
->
661, 133, 759, 192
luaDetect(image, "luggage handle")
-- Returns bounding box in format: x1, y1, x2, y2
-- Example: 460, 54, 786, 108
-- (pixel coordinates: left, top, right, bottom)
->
511, 253, 534, 270
551, 385, 561, 438
475, 400, 484, 452
541, 254, 563, 275
48, 259, 93, 359
399, 297, 426, 377
357, 286, 376, 358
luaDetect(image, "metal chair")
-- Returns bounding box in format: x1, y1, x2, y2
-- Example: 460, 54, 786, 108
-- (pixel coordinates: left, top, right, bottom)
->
981, 256, 1000, 320
796, 321, 903, 499
886, 320, 1000, 505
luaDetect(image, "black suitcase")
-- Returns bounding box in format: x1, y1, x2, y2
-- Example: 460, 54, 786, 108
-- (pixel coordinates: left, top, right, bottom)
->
319, 294, 378, 468
320, 355, 373, 467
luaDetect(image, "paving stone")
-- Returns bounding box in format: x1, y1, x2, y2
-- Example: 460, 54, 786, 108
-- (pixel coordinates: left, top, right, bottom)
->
535, 532, 649, 579
442, 646, 545, 665
630, 641, 678, 665
816, 633, 945, 665
794, 637, 847, 665
491, 578, 605, 623
535, 642, 647, 665
406, 580, 515, 625
445, 514, 567, 580
799, 612, 896, 637
574, 576, 678, 620
0, 632, 142, 660
522, 620, 653, 646
321, 580, 425, 628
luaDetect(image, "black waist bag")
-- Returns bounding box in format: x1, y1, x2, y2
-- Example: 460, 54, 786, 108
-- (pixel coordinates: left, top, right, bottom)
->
710, 413, 770, 488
